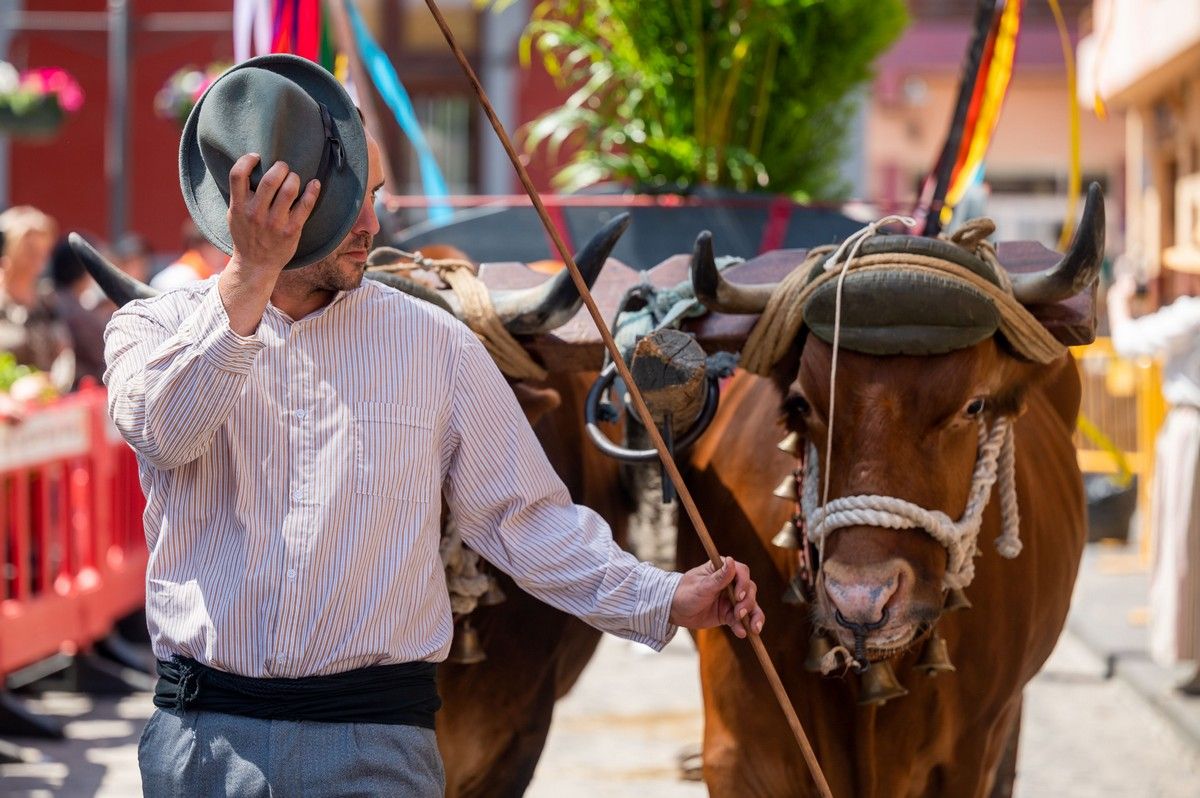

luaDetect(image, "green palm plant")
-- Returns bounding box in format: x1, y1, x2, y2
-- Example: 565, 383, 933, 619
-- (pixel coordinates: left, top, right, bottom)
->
507, 0, 906, 198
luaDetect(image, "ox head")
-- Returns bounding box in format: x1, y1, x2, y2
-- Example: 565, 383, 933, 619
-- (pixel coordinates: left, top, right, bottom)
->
691, 186, 1104, 663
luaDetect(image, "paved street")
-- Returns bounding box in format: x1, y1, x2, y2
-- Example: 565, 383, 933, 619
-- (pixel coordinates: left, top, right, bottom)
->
3, 625, 1198, 797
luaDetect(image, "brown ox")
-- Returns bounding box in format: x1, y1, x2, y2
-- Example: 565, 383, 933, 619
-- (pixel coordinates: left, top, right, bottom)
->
70, 217, 631, 798
676, 194, 1103, 797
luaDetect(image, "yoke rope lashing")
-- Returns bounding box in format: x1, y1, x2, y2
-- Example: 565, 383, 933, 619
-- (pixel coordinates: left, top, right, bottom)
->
369, 248, 549, 381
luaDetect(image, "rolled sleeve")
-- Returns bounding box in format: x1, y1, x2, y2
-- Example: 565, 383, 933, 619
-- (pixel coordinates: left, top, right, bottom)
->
629, 563, 683, 649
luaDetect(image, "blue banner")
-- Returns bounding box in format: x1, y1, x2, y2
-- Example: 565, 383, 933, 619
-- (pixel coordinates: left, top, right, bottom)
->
345, 0, 452, 222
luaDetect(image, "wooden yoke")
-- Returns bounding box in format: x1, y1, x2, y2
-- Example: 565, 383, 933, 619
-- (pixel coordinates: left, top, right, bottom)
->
470, 241, 1096, 373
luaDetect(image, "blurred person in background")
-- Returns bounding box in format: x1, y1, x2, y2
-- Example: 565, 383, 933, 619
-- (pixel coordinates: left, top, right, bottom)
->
48, 235, 112, 387
150, 219, 228, 290
112, 232, 152, 283
1109, 272, 1200, 695
0, 205, 74, 392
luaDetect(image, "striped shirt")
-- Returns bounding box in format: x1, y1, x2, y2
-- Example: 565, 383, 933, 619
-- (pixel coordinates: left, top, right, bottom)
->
104, 277, 681, 678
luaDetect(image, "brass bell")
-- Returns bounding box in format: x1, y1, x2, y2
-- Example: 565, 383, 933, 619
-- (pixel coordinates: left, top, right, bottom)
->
772, 520, 802, 549
782, 573, 808, 606
944, 588, 972, 612
804, 634, 833, 672
858, 660, 908, 707
479, 578, 507, 607
448, 620, 486, 665
915, 631, 956, 676
772, 474, 799, 501
777, 431, 802, 456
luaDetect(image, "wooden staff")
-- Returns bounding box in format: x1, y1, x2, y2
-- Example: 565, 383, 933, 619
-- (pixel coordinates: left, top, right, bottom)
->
419, 2, 834, 795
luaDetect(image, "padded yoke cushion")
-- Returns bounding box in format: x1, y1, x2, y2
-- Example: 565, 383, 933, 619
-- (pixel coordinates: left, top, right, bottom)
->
803, 270, 999, 356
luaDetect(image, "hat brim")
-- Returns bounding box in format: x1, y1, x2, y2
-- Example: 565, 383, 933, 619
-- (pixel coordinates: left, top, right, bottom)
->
179, 54, 369, 270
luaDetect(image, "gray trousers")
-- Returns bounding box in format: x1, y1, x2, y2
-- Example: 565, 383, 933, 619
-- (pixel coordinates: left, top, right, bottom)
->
138, 708, 445, 797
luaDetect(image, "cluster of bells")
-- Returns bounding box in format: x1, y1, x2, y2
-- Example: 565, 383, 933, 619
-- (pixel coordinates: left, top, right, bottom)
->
446, 579, 508, 665
770, 430, 968, 707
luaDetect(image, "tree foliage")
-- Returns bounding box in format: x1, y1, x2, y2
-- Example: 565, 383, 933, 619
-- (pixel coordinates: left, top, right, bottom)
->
510, 0, 907, 199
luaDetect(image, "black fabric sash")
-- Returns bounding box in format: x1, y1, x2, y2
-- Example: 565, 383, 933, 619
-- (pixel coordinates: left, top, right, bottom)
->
154, 656, 441, 729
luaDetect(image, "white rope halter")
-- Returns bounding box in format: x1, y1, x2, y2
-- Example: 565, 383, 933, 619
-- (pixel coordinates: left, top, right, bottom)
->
804, 216, 1024, 591
799, 419, 1022, 591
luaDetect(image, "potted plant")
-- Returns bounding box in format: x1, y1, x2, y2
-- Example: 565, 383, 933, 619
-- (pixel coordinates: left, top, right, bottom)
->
0, 62, 84, 140
513, 0, 907, 198
155, 62, 230, 128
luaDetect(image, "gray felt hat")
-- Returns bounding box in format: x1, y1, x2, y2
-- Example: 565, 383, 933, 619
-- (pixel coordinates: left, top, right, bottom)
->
179, 54, 368, 269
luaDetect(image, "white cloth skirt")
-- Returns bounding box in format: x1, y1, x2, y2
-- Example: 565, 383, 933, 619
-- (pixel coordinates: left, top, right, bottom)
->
1149, 406, 1200, 665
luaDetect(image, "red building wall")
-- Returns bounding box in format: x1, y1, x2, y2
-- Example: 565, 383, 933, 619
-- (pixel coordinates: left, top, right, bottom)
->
7, 0, 230, 253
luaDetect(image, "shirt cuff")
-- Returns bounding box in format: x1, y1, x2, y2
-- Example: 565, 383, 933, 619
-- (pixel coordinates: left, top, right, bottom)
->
179, 283, 265, 374
627, 563, 684, 651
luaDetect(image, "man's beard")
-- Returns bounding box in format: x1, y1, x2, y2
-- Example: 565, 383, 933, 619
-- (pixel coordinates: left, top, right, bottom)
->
306, 232, 373, 293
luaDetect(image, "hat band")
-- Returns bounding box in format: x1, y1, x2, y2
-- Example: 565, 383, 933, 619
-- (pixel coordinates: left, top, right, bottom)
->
308, 102, 346, 224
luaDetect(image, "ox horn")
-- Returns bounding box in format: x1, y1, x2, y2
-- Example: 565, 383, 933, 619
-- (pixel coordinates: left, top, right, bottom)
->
69, 233, 159, 308
690, 231, 776, 314
915, 630, 956, 676
70, 230, 460, 317
1010, 182, 1105, 306
364, 271, 455, 313
858, 661, 908, 706
491, 212, 631, 335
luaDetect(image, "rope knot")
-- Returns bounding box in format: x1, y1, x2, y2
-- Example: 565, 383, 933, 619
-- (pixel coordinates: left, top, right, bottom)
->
947, 217, 996, 253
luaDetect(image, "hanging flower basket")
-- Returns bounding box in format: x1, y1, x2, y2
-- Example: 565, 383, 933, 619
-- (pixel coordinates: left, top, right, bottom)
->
155, 62, 230, 128
0, 63, 84, 141
0, 93, 66, 138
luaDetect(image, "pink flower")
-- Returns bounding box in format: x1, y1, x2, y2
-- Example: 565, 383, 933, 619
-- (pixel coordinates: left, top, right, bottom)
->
20, 67, 84, 113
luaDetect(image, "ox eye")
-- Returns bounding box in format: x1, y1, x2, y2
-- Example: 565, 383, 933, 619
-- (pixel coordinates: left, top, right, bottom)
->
964, 397, 987, 417
785, 394, 811, 418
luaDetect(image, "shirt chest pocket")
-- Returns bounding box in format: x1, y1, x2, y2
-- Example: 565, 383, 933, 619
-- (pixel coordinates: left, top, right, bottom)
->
353, 402, 438, 502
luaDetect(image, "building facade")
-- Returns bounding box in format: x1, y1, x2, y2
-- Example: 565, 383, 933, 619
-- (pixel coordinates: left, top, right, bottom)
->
1079, 0, 1200, 303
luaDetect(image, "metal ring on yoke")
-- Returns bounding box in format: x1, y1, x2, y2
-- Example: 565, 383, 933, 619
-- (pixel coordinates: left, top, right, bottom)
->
584, 362, 721, 463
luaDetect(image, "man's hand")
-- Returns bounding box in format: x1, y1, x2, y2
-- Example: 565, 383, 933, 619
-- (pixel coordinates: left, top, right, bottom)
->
670, 557, 764, 639
226, 155, 321, 279
219, 154, 321, 335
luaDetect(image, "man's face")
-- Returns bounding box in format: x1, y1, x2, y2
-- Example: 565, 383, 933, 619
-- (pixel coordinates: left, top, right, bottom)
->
291, 135, 385, 294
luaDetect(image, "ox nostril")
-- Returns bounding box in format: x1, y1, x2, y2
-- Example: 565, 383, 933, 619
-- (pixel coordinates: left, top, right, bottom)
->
822, 559, 911, 625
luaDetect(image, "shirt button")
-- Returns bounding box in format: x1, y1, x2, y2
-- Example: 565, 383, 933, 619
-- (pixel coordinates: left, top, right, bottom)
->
294, 409, 307, 420
276, 653, 287, 664
292, 489, 303, 502
287, 569, 297, 580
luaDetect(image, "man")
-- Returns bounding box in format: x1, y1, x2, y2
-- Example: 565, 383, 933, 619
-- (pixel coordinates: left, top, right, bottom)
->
105, 55, 763, 796
0, 205, 74, 392
1109, 272, 1200, 695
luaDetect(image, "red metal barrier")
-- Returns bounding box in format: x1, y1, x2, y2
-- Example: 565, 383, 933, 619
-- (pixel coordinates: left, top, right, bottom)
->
0, 385, 146, 677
